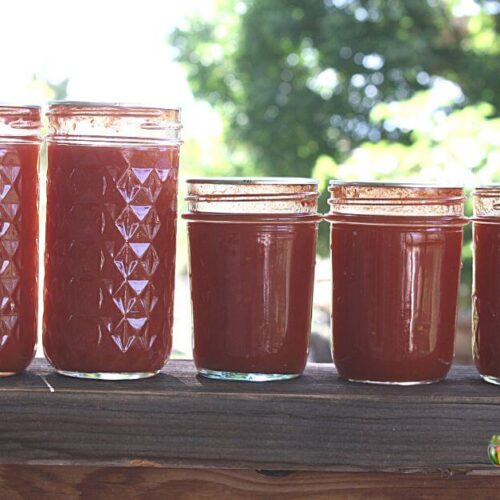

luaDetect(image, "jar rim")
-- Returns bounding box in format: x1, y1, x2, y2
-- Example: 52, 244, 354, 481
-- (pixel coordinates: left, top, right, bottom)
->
187, 177, 318, 186
0, 105, 42, 140
473, 185, 500, 219
328, 180, 465, 218
473, 184, 500, 191
185, 177, 319, 215
46, 101, 182, 144
0, 104, 41, 116
47, 101, 181, 117
329, 180, 463, 189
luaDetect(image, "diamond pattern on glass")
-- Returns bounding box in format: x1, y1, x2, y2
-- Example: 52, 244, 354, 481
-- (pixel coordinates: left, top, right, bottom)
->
0, 151, 22, 343
44, 144, 178, 368
102, 155, 171, 352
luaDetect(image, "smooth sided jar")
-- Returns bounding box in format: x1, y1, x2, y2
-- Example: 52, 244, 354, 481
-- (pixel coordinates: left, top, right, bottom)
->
43, 102, 181, 379
326, 181, 467, 385
0, 106, 40, 375
184, 178, 320, 381
472, 186, 500, 384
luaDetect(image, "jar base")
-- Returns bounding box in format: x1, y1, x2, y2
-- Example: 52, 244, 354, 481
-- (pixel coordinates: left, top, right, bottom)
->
0, 371, 17, 378
56, 370, 160, 381
198, 368, 300, 382
345, 376, 443, 386
480, 374, 500, 385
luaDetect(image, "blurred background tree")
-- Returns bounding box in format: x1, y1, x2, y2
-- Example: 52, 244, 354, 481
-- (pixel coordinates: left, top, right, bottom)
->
171, 0, 500, 295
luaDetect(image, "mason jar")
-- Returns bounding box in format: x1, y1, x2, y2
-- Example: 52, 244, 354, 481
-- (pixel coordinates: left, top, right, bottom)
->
472, 185, 500, 384
326, 181, 467, 385
43, 102, 181, 379
0, 105, 40, 375
184, 178, 320, 381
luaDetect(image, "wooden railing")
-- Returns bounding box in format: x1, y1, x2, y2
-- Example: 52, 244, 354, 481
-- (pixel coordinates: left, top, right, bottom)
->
1, 360, 500, 498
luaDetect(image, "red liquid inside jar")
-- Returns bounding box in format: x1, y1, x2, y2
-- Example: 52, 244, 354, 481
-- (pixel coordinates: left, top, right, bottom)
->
43, 103, 181, 379
0, 143, 38, 374
327, 183, 466, 385
188, 215, 317, 376
184, 179, 319, 381
472, 186, 500, 384
331, 215, 463, 383
0, 106, 40, 375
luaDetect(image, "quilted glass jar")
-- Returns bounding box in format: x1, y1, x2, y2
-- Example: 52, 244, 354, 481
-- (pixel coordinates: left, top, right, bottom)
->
0, 105, 40, 375
43, 102, 181, 379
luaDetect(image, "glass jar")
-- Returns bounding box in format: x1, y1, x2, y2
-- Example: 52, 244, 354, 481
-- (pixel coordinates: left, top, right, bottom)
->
472, 186, 500, 384
0, 105, 40, 375
326, 181, 467, 385
43, 102, 182, 379
184, 178, 320, 381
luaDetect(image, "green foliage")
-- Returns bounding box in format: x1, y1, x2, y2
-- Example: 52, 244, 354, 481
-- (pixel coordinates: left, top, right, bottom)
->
312, 91, 500, 287
46, 78, 69, 100
313, 92, 500, 185
172, 0, 500, 173
171, 0, 500, 291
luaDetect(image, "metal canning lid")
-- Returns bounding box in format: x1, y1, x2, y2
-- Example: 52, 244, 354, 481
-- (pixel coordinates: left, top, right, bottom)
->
47, 101, 182, 144
473, 184, 500, 192
188, 177, 317, 185
186, 177, 319, 196
185, 177, 320, 215
0, 104, 41, 115
0, 105, 42, 139
327, 180, 466, 219
473, 184, 500, 220
48, 101, 181, 117
328, 180, 464, 189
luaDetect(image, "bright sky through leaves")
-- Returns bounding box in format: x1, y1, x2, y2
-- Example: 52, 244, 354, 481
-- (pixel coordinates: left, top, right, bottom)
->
0, 0, 219, 138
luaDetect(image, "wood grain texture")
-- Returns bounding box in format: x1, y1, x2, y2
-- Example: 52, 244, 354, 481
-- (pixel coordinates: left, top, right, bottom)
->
0, 360, 498, 471
2, 466, 500, 500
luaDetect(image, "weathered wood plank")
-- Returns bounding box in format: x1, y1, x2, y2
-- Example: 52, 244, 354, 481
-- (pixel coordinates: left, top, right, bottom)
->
2, 466, 500, 500
11, 359, 500, 403
0, 360, 498, 471
10, 359, 500, 404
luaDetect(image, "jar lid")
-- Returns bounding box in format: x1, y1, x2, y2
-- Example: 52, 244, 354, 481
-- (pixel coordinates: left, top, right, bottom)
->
190, 177, 318, 185
0, 105, 42, 140
473, 184, 500, 220
186, 177, 319, 215
329, 180, 464, 188
328, 180, 466, 219
0, 104, 41, 115
47, 101, 180, 118
473, 184, 500, 192
47, 101, 181, 145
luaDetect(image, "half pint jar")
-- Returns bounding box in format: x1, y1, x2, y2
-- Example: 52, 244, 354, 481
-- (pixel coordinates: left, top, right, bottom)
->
472, 186, 500, 384
184, 178, 320, 381
326, 181, 467, 385
43, 102, 181, 379
0, 106, 40, 375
